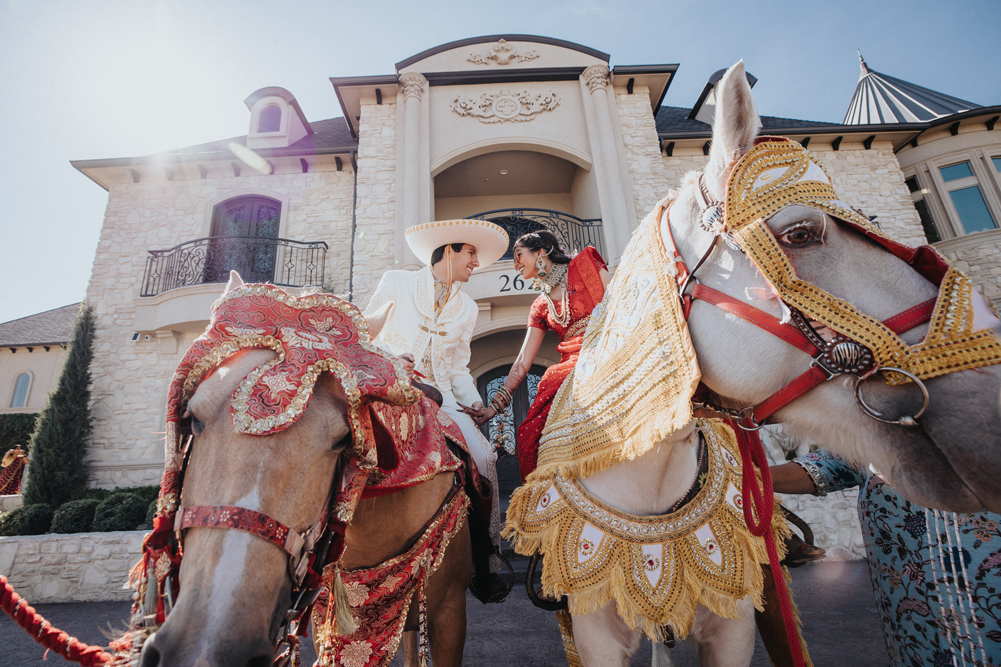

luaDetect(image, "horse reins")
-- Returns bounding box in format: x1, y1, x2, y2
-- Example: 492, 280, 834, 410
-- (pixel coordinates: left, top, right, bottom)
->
664, 176, 937, 430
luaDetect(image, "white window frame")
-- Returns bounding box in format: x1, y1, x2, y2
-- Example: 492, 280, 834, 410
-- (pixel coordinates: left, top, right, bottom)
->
923, 150, 1001, 238
10, 371, 32, 408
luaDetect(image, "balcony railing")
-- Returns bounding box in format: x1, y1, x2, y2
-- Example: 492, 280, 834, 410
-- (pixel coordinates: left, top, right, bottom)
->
140, 236, 328, 297
468, 208, 605, 260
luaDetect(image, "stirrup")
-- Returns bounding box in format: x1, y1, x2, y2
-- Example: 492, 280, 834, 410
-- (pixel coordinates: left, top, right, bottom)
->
469, 550, 514, 604
525, 552, 568, 611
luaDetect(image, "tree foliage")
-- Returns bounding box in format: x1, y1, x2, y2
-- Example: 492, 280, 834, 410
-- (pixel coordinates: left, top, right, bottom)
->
0, 413, 39, 453
22, 305, 96, 507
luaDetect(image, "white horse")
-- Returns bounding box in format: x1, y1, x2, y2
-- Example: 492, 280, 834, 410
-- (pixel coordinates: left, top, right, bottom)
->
568, 60, 1001, 667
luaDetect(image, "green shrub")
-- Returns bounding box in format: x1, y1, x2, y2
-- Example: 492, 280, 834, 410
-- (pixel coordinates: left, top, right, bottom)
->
121, 485, 159, 506
51, 499, 100, 534
0, 504, 54, 536
93, 493, 146, 532
145, 498, 159, 530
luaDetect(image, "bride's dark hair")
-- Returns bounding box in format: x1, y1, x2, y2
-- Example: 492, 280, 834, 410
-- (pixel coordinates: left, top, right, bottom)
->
514, 230, 571, 264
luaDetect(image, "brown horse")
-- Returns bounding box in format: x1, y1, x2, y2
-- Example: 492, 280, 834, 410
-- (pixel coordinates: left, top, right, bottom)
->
137, 275, 471, 667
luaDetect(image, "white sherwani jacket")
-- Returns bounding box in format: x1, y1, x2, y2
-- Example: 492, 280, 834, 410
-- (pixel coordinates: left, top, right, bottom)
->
363, 266, 480, 409
363, 267, 500, 545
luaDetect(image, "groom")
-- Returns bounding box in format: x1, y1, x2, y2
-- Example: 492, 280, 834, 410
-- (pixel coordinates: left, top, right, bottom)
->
363, 218, 509, 602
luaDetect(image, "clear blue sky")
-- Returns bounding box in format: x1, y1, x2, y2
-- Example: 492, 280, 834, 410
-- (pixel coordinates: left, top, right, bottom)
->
1, 0, 998, 322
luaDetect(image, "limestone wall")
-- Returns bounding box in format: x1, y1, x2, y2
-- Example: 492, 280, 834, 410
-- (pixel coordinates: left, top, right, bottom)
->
615, 89, 671, 222
760, 426, 866, 561
935, 228, 1001, 309
0, 531, 144, 602
657, 143, 926, 245
351, 101, 398, 306
84, 169, 355, 486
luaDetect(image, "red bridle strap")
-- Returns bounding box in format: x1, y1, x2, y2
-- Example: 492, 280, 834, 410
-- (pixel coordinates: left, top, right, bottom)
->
689, 280, 937, 425
176, 505, 307, 564
659, 198, 938, 427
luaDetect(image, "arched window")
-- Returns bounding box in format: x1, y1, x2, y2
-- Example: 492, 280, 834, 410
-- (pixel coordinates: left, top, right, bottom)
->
10, 373, 30, 408
257, 104, 282, 133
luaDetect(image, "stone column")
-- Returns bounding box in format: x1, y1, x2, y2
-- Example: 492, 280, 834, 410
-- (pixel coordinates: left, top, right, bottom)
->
582, 65, 632, 262
399, 72, 427, 231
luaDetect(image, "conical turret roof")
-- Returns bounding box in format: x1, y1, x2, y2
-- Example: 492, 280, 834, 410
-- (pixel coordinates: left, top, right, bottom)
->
844, 51, 981, 124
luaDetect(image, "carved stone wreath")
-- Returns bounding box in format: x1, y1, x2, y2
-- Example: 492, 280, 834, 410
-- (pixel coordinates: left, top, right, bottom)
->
467, 38, 539, 66
450, 90, 560, 124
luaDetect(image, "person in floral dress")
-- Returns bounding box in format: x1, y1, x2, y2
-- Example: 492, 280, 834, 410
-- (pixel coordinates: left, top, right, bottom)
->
463, 230, 609, 482
772, 450, 1001, 666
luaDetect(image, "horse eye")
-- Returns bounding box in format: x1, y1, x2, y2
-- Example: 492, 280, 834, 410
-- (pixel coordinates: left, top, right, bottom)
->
191, 415, 205, 435
780, 226, 814, 247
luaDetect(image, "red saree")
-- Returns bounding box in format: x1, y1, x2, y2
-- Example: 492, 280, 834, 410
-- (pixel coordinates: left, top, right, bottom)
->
516, 247, 606, 482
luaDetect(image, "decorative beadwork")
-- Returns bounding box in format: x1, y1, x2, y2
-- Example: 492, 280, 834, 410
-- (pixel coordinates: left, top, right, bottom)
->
505, 420, 785, 640
725, 138, 1001, 383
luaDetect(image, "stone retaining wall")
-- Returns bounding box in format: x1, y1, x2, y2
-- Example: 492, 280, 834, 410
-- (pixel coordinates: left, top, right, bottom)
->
0, 531, 144, 603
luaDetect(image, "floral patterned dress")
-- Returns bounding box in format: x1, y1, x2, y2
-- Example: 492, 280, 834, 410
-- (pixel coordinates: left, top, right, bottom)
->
796, 450, 1001, 666
516, 247, 606, 482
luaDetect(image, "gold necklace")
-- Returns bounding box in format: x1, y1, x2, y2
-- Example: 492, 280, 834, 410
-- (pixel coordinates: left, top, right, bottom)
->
533, 262, 571, 328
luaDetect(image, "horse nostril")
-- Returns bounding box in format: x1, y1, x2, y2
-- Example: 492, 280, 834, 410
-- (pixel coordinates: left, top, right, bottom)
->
138, 637, 161, 667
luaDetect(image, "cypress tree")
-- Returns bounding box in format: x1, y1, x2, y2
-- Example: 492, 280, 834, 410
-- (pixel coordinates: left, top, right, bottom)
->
22, 304, 96, 507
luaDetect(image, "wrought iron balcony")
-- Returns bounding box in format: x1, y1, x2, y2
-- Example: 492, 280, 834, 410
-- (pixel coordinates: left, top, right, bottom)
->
140, 236, 327, 298
469, 208, 605, 260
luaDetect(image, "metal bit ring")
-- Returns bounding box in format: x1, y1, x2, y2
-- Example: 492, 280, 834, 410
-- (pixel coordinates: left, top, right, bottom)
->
852, 367, 929, 427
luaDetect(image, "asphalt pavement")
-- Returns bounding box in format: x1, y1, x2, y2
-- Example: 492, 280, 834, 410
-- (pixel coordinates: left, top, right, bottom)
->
1, 560, 887, 666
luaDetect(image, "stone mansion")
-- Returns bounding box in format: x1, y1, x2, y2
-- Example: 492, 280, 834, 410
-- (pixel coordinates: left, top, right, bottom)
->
6, 35, 998, 498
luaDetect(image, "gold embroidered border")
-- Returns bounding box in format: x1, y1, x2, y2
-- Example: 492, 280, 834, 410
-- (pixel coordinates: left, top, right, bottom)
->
506, 421, 787, 640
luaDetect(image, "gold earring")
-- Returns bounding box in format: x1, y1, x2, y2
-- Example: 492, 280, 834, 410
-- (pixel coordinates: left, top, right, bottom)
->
535, 253, 547, 277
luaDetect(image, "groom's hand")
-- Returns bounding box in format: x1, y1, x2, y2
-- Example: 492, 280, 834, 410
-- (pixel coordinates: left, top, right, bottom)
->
397, 353, 415, 376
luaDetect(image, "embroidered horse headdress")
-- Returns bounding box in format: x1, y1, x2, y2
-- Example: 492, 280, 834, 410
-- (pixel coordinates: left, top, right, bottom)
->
724, 137, 1001, 382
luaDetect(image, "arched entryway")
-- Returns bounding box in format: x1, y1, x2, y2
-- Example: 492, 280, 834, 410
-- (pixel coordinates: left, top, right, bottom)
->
476, 363, 547, 498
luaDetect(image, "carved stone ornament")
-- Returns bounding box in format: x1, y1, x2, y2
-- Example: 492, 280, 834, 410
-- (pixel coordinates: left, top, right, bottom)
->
450, 90, 560, 124
399, 72, 427, 101
582, 65, 611, 92
467, 39, 539, 66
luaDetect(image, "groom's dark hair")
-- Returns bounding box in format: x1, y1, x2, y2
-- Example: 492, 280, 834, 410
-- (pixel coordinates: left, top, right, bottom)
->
430, 243, 466, 266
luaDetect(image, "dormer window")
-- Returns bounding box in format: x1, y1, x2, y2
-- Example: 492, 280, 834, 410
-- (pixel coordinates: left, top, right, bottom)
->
258, 104, 282, 133
245, 87, 313, 150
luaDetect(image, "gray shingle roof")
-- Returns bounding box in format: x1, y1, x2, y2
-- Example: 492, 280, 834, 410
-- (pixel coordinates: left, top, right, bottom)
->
656, 106, 838, 136
0, 304, 80, 348
844, 54, 980, 125
161, 117, 357, 158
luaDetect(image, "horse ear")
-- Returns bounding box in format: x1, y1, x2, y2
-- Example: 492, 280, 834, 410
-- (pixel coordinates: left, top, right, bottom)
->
364, 301, 395, 339
704, 60, 761, 200
224, 270, 245, 294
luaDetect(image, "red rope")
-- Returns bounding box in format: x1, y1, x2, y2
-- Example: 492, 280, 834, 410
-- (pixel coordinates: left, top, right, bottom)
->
734, 426, 806, 667
0, 575, 112, 666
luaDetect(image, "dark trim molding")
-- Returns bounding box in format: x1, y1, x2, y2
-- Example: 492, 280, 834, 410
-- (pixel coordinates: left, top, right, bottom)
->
831, 136, 843, 151
395, 34, 609, 70
612, 64, 679, 109
424, 66, 586, 87
863, 135, 875, 150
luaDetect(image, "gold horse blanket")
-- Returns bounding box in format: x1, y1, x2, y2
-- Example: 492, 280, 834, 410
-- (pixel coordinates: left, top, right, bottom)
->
505, 207, 783, 640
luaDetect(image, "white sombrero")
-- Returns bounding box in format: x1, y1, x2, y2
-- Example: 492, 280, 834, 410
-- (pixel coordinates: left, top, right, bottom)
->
405, 219, 510, 270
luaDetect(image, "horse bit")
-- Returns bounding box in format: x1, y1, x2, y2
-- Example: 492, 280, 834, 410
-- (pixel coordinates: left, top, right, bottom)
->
667, 174, 935, 430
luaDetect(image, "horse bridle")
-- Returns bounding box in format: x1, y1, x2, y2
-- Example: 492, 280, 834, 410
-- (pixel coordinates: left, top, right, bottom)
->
169, 427, 346, 628
665, 175, 936, 430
